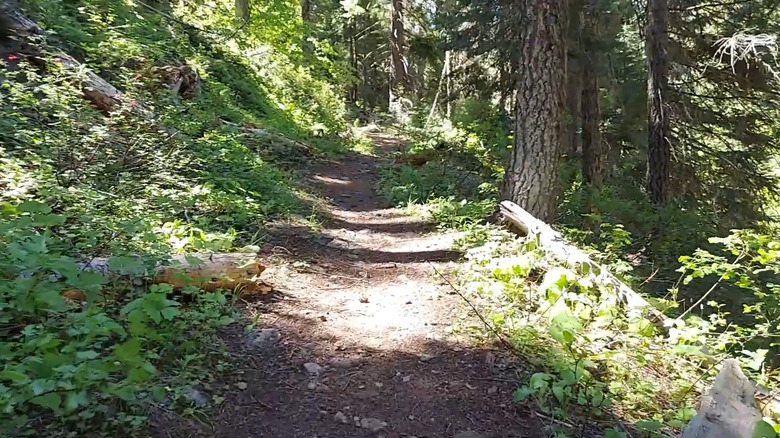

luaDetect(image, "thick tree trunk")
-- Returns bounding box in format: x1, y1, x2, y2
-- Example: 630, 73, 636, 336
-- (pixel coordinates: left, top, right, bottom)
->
389, 0, 408, 119
63, 253, 272, 302
646, 0, 671, 205
235, 0, 249, 21
501, 0, 566, 222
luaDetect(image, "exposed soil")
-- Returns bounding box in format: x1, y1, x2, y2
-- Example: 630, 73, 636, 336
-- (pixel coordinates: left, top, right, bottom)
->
150, 132, 543, 438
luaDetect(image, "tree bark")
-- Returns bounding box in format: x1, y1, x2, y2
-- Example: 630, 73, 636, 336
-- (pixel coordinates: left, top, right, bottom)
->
581, 0, 603, 191
565, 0, 583, 158
646, 0, 671, 205
235, 0, 249, 22
63, 253, 272, 302
301, 0, 311, 21
389, 0, 408, 119
501, 0, 566, 222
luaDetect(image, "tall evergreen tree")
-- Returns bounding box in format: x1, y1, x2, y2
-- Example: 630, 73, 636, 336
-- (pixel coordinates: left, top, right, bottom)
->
646, 0, 671, 205
501, 0, 566, 221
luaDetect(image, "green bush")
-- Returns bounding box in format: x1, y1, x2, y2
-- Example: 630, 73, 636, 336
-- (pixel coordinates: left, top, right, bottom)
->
0, 202, 237, 435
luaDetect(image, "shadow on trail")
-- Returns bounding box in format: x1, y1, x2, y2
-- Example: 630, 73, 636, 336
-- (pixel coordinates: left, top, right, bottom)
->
148, 312, 546, 438
262, 224, 461, 265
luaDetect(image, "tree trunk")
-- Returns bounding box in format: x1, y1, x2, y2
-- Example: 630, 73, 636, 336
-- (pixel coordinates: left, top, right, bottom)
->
301, 0, 311, 21
235, 0, 249, 21
581, 0, 603, 191
389, 0, 408, 119
501, 0, 566, 222
565, 0, 583, 158
646, 0, 671, 205
445, 50, 452, 119
581, 0, 604, 230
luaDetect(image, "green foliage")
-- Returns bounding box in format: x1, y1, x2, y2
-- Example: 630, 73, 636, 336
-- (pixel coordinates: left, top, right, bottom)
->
378, 103, 508, 229
0, 203, 236, 435
457, 226, 780, 436
0, 0, 361, 434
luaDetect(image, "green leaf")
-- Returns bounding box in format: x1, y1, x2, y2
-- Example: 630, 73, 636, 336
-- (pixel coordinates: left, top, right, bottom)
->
31, 393, 61, 411
0, 369, 29, 383
513, 386, 534, 402
115, 338, 141, 362
18, 200, 51, 214
64, 391, 88, 412
753, 420, 778, 438
31, 379, 55, 395
76, 350, 99, 361
160, 306, 178, 321
549, 310, 582, 349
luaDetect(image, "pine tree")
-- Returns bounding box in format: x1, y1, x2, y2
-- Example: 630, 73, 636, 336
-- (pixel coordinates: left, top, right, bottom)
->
501, 0, 566, 221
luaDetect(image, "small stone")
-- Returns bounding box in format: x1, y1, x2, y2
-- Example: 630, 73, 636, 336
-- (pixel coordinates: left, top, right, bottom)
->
303, 362, 324, 376
183, 388, 208, 407
359, 296, 369, 303
334, 411, 349, 424
319, 315, 327, 322
246, 328, 281, 349
360, 418, 388, 432
487, 386, 498, 395
374, 382, 383, 388
402, 375, 411, 383
307, 381, 318, 390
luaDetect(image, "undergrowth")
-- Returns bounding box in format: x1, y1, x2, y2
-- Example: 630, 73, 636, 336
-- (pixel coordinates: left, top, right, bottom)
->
0, 0, 359, 434
453, 225, 780, 437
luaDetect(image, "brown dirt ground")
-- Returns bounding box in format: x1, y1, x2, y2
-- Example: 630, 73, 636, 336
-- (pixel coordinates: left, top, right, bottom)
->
149, 133, 545, 438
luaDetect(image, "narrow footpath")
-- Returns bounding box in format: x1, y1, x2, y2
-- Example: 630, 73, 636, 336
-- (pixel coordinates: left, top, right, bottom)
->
153, 133, 542, 438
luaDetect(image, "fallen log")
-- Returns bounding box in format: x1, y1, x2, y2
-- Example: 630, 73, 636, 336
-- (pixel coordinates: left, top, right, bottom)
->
220, 119, 314, 156
499, 200, 668, 327
2, 5, 171, 121
62, 253, 273, 301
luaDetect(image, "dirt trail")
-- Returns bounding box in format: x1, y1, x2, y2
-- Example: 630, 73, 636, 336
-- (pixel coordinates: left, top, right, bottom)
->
154, 133, 542, 438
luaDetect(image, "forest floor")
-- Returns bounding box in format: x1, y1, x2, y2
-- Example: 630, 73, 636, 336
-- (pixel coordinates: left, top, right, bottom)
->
150, 133, 543, 438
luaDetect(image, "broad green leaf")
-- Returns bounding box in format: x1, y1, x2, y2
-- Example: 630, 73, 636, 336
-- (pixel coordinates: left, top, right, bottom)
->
513, 386, 534, 402
64, 391, 88, 412
31, 393, 61, 411
18, 200, 51, 214
753, 420, 778, 438
549, 310, 582, 349
0, 369, 29, 383
115, 338, 141, 362
76, 350, 99, 361
160, 306, 178, 321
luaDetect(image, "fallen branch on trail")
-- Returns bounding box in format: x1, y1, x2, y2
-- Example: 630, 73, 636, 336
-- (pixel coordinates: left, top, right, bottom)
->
499, 200, 668, 328
63, 253, 273, 302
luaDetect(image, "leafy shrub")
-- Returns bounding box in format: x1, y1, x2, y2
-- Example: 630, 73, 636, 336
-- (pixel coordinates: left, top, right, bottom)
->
457, 226, 780, 435
0, 202, 237, 435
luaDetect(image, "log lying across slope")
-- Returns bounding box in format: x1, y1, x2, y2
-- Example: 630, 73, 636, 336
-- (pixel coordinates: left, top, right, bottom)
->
499, 200, 668, 327
64, 253, 273, 301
